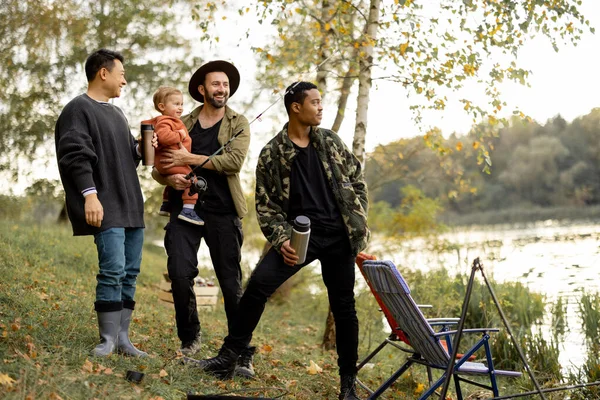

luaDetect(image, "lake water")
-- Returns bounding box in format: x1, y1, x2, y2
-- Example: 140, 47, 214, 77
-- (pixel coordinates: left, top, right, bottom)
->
368, 220, 600, 372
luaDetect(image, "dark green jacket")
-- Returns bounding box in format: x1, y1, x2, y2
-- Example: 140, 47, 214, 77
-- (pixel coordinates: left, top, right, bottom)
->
255, 123, 370, 256
181, 105, 250, 218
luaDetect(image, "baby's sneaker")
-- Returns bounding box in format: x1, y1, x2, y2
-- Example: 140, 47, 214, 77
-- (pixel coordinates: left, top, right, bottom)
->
178, 208, 204, 226
158, 202, 171, 217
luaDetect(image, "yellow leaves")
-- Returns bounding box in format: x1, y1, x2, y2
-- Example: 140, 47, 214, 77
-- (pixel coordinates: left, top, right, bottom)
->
463, 64, 476, 76
566, 22, 574, 33
399, 42, 409, 56
488, 115, 498, 126
0, 372, 15, 387
266, 53, 275, 64
416, 86, 423, 94
306, 360, 322, 375
472, 141, 480, 150
456, 142, 463, 151
414, 382, 425, 395
324, 22, 331, 31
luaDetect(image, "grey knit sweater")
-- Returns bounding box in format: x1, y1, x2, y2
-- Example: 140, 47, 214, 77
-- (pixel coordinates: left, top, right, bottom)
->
55, 94, 144, 235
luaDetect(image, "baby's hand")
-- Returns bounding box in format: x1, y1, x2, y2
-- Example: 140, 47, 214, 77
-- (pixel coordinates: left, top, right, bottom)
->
178, 129, 187, 141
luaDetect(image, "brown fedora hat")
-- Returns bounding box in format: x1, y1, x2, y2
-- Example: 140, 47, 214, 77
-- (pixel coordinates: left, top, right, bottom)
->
188, 60, 240, 103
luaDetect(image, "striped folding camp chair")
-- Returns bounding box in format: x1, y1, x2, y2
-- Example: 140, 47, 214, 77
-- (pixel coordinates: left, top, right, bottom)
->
359, 259, 522, 400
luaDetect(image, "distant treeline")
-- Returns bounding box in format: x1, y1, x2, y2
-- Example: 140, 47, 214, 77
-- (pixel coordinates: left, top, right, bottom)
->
365, 108, 600, 224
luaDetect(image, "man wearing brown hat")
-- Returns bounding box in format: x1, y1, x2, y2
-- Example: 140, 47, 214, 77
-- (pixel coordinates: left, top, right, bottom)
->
152, 60, 254, 377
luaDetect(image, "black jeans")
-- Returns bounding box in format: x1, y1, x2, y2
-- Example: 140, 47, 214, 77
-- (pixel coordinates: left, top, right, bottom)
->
164, 211, 243, 344
224, 230, 359, 375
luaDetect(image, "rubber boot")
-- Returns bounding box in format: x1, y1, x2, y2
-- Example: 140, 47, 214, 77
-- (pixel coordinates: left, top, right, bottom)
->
91, 310, 121, 357
235, 346, 256, 379
183, 345, 238, 380
339, 373, 361, 400
117, 308, 148, 357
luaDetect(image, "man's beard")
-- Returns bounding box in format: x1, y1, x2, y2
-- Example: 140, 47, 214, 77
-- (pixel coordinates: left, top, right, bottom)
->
206, 91, 228, 108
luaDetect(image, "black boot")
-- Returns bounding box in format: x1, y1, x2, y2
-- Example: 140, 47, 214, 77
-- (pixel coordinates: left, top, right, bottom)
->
339, 374, 361, 400
235, 346, 256, 379
184, 345, 238, 380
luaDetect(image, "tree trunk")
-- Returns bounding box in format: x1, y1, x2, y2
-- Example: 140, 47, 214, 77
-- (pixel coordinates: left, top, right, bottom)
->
316, 0, 334, 99
331, 57, 358, 133
352, 0, 381, 165
322, 304, 337, 350
57, 202, 69, 223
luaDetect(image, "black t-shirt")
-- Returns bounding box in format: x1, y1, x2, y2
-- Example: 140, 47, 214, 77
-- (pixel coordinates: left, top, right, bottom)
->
288, 142, 344, 233
188, 119, 236, 214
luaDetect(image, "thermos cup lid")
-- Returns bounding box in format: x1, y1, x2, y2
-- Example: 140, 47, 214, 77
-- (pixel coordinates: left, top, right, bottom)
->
293, 215, 310, 232
141, 123, 154, 130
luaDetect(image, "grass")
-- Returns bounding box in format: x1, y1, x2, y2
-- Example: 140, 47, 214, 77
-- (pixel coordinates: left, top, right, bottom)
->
0, 218, 567, 399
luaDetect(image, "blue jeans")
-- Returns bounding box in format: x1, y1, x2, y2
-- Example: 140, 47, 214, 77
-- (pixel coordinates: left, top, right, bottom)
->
94, 227, 144, 303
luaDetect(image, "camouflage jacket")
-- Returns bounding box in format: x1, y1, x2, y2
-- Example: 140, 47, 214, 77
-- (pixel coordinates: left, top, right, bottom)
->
255, 123, 370, 256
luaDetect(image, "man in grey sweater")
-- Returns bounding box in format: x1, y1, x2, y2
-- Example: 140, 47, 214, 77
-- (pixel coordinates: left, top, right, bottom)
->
55, 49, 147, 358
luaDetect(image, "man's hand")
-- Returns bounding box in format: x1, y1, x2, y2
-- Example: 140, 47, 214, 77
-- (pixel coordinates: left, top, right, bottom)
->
165, 173, 191, 191
161, 143, 191, 168
85, 194, 103, 227
280, 240, 299, 266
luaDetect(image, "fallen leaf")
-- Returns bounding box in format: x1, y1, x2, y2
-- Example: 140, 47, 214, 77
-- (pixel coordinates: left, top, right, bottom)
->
306, 360, 322, 375
103, 368, 113, 375
0, 372, 15, 387
414, 383, 425, 395
159, 369, 168, 377
48, 393, 63, 400
260, 344, 272, 353
81, 359, 93, 373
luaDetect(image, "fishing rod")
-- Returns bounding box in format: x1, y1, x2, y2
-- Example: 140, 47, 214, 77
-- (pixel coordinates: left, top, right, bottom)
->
184, 53, 337, 195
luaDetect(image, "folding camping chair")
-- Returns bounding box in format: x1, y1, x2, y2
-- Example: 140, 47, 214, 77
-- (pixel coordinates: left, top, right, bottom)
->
359, 259, 522, 400
354, 254, 467, 395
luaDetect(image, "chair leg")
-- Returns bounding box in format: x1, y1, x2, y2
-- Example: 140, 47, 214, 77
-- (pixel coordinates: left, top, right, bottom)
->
453, 374, 464, 400
357, 338, 389, 371
367, 357, 415, 400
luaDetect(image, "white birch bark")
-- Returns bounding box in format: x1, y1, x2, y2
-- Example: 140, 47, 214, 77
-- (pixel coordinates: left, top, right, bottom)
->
352, 0, 380, 166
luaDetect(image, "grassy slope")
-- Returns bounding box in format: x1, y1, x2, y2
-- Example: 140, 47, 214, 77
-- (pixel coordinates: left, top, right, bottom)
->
0, 221, 531, 399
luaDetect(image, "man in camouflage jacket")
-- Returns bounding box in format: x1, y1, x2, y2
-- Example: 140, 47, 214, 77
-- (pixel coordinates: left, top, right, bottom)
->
187, 81, 368, 400
255, 121, 370, 257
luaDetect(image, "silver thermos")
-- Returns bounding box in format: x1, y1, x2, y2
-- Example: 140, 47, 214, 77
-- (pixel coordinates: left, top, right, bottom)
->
290, 215, 311, 265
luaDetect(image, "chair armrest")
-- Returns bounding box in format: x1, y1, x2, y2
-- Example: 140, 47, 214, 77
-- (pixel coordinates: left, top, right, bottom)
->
433, 328, 500, 337
417, 304, 433, 308
428, 318, 460, 327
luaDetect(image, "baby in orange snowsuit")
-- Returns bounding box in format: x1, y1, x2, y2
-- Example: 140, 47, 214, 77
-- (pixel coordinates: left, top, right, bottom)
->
144, 86, 204, 226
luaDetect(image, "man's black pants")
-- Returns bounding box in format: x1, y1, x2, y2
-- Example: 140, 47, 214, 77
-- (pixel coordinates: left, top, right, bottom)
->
223, 230, 359, 375
164, 211, 243, 344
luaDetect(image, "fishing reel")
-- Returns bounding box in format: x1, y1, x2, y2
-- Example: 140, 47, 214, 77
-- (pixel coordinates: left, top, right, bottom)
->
188, 175, 208, 196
